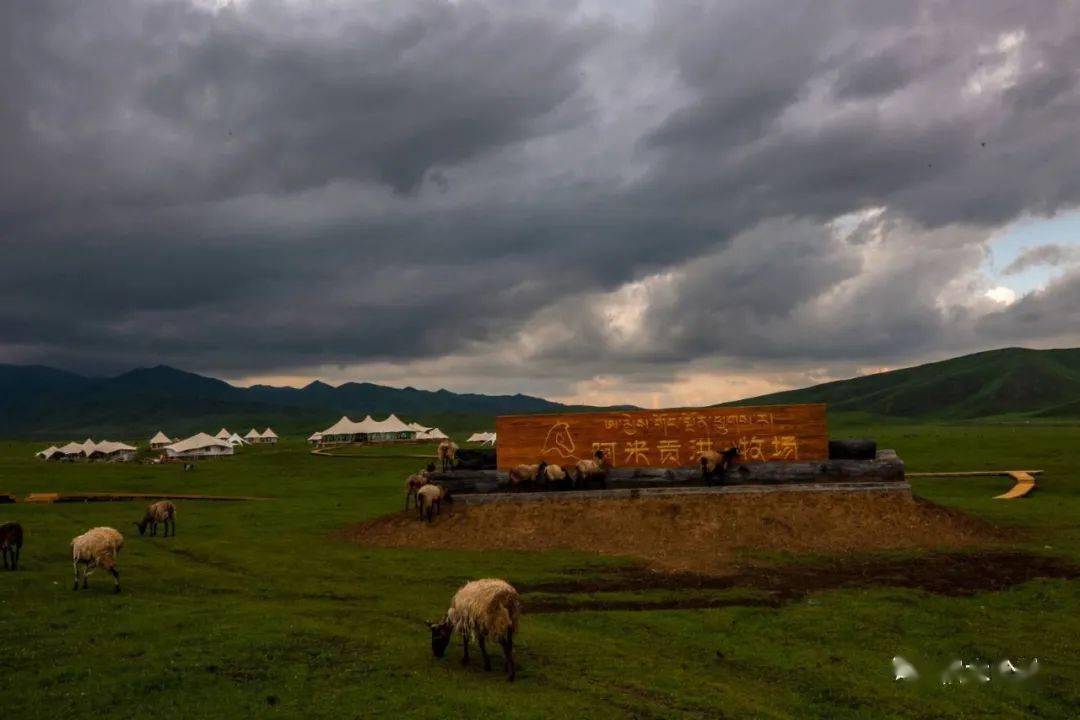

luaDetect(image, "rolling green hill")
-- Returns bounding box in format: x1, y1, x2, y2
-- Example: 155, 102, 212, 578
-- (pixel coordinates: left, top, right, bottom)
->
729, 347, 1080, 420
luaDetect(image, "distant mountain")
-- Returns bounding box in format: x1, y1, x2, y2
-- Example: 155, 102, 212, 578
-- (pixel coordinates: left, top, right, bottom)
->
728, 347, 1080, 419
0, 364, 589, 438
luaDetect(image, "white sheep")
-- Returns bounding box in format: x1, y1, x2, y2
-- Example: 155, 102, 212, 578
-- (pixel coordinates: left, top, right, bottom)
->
700, 446, 740, 483
416, 483, 445, 523
573, 449, 612, 488
429, 578, 521, 681
71, 527, 124, 593
405, 463, 436, 510
535, 462, 567, 490
135, 500, 176, 537
438, 441, 459, 472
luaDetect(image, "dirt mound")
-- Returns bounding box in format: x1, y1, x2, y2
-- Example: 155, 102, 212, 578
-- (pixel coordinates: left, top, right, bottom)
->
340, 491, 1003, 573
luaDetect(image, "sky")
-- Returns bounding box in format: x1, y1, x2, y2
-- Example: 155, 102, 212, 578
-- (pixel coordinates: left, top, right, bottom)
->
2, 0, 1079, 407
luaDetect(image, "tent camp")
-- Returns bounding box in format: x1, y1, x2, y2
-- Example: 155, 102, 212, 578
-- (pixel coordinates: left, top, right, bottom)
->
259, 428, 278, 444
244, 428, 262, 442
214, 428, 231, 440
308, 432, 323, 445
317, 414, 420, 444
149, 431, 172, 450
226, 433, 248, 447
165, 433, 234, 459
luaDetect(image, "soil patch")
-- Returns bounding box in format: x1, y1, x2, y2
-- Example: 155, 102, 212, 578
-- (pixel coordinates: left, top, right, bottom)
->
339, 491, 1003, 574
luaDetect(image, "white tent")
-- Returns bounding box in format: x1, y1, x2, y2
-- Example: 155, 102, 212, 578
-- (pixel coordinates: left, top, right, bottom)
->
244, 428, 262, 441
418, 427, 449, 441
149, 431, 172, 449
226, 433, 248, 447
407, 422, 431, 432
317, 414, 418, 443
467, 432, 487, 443
308, 432, 323, 444
36, 445, 61, 460
215, 428, 231, 440
86, 440, 137, 462
57, 441, 87, 458
260, 427, 278, 444
165, 432, 234, 459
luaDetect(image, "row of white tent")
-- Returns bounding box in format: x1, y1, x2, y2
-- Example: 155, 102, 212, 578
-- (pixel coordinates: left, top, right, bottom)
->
467, 432, 497, 445
312, 414, 449, 444
37, 438, 138, 462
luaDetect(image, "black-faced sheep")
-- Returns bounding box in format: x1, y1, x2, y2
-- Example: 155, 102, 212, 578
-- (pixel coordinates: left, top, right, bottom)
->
71, 527, 124, 593
429, 578, 521, 681
417, 484, 445, 523
135, 500, 176, 537
0, 522, 23, 570
405, 463, 437, 510
438, 441, 459, 472
573, 449, 612, 489
700, 446, 740, 483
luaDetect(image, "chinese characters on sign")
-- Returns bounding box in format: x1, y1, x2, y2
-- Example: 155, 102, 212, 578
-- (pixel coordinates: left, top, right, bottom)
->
495, 404, 828, 471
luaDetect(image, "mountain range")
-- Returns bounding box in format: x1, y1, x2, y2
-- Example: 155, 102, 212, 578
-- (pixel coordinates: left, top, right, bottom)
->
730, 347, 1080, 420
3, 347, 1079, 438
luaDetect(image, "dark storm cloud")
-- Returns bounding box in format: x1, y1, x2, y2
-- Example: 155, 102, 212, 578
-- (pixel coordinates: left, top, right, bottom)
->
2, 0, 1080, 387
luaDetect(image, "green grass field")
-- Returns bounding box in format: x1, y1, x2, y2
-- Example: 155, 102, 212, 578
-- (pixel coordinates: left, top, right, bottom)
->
1, 419, 1078, 719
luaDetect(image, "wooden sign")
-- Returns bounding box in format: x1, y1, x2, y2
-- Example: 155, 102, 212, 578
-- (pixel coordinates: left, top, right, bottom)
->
495, 404, 828, 471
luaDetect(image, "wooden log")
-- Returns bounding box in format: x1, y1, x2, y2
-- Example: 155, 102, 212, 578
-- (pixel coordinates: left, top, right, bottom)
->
828, 439, 877, 460
429, 450, 904, 494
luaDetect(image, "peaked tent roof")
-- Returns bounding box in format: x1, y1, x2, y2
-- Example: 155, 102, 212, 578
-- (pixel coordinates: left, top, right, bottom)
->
407, 422, 431, 432
91, 440, 137, 455
261, 428, 278, 438
36, 445, 60, 458
150, 431, 172, 445
321, 416, 356, 435
58, 441, 87, 455
420, 428, 449, 440
308, 432, 323, 441
244, 428, 262, 439
215, 428, 231, 439
226, 433, 247, 446
167, 432, 231, 454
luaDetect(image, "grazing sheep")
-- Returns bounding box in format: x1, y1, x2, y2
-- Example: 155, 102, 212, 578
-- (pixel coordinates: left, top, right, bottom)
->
0, 522, 23, 571
71, 527, 124, 593
417, 484, 445, 523
700, 446, 740, 483
429, 578, 521, 681
135, 500, 176, 537
573, 449, 612, 489
507, 461, 546, 492
438, 440, 459, 472
405, 463, 437, 510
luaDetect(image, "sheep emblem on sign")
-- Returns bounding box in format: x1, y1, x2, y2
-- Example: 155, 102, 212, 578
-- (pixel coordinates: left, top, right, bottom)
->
541, 422, 578, 462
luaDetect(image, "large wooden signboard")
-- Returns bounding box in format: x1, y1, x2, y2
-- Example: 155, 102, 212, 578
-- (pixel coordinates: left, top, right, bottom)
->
495, 404, 828, 471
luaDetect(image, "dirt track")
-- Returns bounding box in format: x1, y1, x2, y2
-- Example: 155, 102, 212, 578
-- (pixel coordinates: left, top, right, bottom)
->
340, 491, 1007, 574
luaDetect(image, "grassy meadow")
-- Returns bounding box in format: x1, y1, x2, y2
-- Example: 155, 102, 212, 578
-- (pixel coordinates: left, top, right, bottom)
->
0, 418, 1078, 719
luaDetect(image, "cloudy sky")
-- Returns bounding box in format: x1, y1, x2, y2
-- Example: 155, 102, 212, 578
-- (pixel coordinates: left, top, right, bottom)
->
3, 0, 1080, 406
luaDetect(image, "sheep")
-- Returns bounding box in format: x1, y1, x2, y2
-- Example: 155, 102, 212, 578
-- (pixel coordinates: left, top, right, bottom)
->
438, 440, 459, 472
135, 500, 176, 537
1, 522, 23, 571
417, 483, 445, 523
573, 449, 612, 489
71, 527, 124, 593
405, 463, 437, 510
429, 578, 521, 681
700, 446, 740, 484
535, 462, 568, 491
507, 461, 546, 492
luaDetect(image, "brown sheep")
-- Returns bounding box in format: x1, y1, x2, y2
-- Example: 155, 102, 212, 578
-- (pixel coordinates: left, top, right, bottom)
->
1, 522, 23, 570
405, 463, 437, 510
429, 578, 521, 681
438, 441, 459, 472
135, 500, 176, 537
507, 461, 546, 492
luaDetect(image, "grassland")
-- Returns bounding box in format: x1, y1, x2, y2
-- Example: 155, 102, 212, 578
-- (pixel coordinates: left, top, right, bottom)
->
1, 417, 1078, 719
